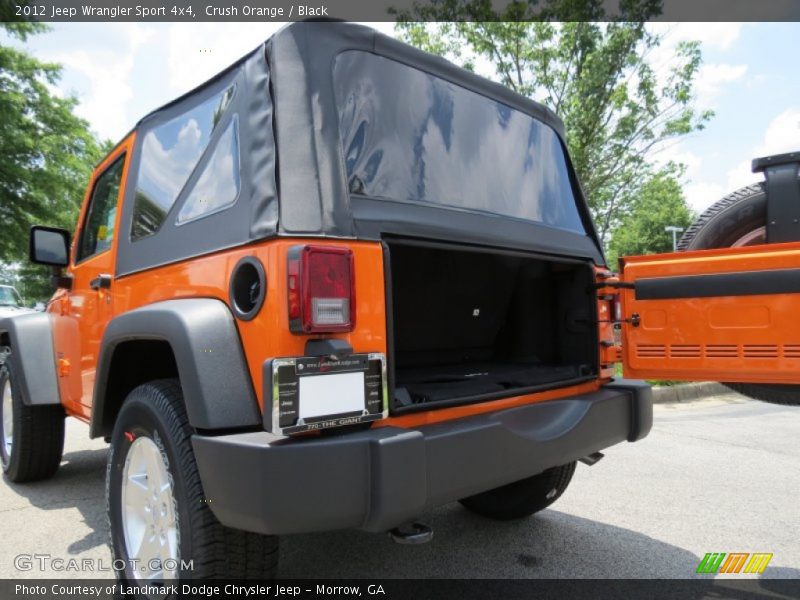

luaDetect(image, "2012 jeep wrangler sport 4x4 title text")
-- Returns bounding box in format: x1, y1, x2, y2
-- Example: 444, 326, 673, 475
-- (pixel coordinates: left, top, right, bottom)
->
5, 22, 798, 581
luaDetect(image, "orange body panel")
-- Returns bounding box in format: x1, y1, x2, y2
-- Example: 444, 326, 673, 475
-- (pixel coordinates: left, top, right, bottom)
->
621, 241, 800, 383
378, 379, 601, 429
49, 135, 136, 422
112, 239, 389, 412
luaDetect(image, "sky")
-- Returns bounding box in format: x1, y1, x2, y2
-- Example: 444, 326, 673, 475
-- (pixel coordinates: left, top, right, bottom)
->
5, 21, 800, 214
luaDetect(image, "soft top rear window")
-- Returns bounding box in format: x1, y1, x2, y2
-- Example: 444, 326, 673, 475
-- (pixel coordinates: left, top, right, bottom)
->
333, 51, 586, 234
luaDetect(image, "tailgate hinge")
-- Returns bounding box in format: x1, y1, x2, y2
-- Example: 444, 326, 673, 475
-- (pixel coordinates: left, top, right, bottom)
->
593, 279, 639, 327
592, 281, 635, 291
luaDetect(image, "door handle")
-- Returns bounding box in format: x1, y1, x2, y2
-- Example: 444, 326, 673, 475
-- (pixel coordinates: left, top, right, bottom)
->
90, 274, 112, 290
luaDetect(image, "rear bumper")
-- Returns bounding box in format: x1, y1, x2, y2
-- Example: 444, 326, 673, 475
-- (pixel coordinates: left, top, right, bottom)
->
192, 379, 652, 535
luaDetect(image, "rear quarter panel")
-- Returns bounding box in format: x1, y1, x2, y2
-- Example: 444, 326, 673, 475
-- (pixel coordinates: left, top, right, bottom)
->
112, 240, 388, 410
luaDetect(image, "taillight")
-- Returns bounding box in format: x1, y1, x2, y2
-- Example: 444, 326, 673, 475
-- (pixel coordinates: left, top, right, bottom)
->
288, 245, 355, 333
612, 294, 622, 324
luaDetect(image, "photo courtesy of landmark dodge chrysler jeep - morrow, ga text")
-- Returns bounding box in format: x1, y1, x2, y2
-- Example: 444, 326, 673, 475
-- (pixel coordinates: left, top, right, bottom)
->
3, 22, 800, 581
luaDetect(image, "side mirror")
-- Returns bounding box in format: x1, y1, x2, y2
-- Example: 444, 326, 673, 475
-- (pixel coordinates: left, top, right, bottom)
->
29, 226, 70, 267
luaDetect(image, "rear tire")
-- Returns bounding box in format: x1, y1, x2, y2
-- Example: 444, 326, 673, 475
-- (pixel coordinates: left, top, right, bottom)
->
107, 379, 278, 581
0, 360, 65, 483
459, 462, 576, 520
678, 183, 800, 406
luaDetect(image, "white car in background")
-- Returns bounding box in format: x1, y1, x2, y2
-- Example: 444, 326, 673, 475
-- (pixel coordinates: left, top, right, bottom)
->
0, 285, 33, 319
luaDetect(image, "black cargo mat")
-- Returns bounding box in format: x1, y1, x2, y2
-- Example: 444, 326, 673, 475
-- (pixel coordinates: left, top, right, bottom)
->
396, 363, 583, 405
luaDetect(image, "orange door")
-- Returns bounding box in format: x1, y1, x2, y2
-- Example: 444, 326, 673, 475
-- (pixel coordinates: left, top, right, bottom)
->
619, 242, 800, 384
52, 139, 132, 416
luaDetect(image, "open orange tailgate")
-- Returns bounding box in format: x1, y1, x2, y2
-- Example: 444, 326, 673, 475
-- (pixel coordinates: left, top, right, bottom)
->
620, 241, 800, 383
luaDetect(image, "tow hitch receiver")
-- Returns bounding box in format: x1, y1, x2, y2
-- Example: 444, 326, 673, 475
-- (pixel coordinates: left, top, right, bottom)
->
579, 451, 605, 466
389, 522, 434, 545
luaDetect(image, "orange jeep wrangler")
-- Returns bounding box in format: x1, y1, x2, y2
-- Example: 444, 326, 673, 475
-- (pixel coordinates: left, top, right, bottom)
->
1, 22, 796, 581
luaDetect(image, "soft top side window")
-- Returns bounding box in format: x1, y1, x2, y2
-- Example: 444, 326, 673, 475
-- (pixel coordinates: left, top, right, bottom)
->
131, 86, 235, 240
177, 117, 241, 225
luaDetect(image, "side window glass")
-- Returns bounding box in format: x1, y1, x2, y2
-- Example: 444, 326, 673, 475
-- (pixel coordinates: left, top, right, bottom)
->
131, 86, 235, 240
177, 119, 240, 224
77, 156, 125, 262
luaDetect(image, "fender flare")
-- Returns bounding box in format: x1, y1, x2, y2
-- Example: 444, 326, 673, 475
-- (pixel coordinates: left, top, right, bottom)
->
0, 312, 61, 406
91, 298, 261, 437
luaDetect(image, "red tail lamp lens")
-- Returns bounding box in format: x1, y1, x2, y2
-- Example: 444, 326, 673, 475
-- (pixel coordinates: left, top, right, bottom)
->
288, 245, 355, 333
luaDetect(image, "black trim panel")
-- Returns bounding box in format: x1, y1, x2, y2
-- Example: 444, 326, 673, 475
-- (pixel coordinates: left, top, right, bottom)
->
635, 268, 800, 300
0, 313, 61, 406
192, 382, 652, 535
91, 298, 261, 438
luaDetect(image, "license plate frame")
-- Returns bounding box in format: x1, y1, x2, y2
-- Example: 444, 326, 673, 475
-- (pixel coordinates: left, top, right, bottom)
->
267, 353, 387, 435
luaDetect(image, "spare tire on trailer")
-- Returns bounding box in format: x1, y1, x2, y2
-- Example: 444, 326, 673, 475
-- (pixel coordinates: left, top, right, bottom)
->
678, 182, 800, 405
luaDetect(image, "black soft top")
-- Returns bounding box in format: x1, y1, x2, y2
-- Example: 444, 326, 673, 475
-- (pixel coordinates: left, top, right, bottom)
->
116, 22, 603, 277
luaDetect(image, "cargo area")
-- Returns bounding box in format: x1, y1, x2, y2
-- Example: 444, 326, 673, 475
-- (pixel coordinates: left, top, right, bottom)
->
388, 240, 598, 411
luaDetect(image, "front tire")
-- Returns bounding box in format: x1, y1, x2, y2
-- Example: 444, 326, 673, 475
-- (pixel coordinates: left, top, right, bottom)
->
0, 360, 64, 483
459, 462, 576, 520
107, 379, 278, 581
678, 184, 800, 406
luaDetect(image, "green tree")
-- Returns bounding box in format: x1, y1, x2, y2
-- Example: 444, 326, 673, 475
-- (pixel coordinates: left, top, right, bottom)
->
606, 170, 693, 269
395, 0, 711, 244
0, 22, 106, 302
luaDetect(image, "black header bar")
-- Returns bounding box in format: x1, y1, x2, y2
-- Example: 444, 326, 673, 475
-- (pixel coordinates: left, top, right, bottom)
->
3, 0, 800, 22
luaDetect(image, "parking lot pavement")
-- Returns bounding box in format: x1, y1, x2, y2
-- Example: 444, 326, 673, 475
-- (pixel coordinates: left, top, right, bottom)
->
0, 393, 797, 580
